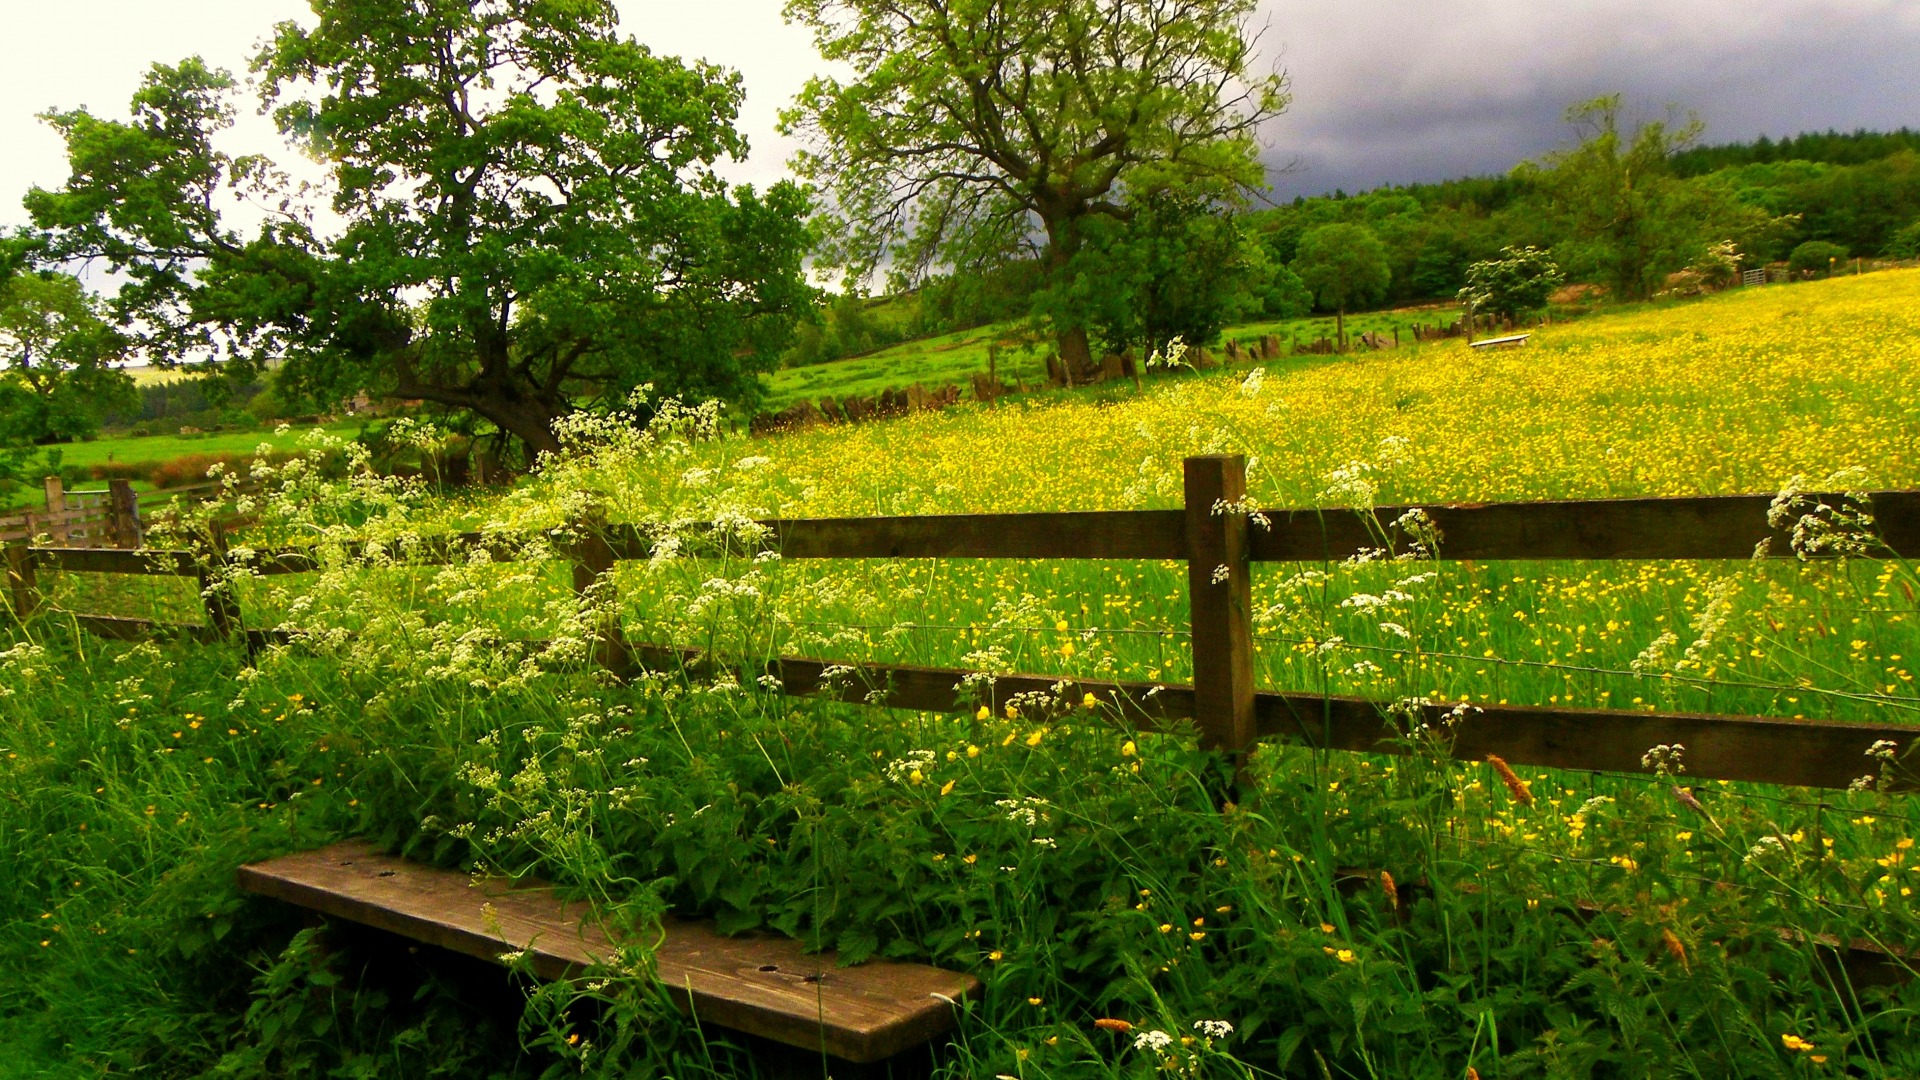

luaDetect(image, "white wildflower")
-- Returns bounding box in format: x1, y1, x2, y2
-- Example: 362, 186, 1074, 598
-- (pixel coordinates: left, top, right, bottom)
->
1133, 1029, 1175, 1053
1193, 1019, 1234, 1040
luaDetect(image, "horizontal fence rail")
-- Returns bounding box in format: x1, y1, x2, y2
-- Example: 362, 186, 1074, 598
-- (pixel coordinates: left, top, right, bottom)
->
5, 457, 1917, 794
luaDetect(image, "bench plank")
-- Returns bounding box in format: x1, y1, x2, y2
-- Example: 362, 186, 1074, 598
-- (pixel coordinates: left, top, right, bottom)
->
237, 841, 979, 1063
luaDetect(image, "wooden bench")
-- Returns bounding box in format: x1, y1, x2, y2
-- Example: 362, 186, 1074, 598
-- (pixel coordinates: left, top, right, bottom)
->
1467, 333, 1531, 350
237, 841, 981, 1063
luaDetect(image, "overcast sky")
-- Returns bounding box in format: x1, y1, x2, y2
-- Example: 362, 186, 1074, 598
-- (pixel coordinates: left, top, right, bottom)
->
2, 0, 1917, 228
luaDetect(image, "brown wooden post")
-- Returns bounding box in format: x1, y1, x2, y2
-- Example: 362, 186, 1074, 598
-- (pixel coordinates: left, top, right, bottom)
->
43, 477, 69, 546
1183, 455, 1256, 765
198, 523, 242, 641
569, 511, 633, 678
108, 479, 142, 549
4, 545, 37, 621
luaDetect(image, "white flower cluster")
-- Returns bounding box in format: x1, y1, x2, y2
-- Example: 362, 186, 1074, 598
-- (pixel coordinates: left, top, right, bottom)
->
1132, 1029, 1175, 1052
1640, 743, 1687, 777
1767, 469, 1879, 560
885, 749, 936, 784
1340, 589, 1414, 613
994, 796, 1049, 827
1744, 834, 1786, 865
1193, 1019, 1233, 1040
1630, 631, 1679, 674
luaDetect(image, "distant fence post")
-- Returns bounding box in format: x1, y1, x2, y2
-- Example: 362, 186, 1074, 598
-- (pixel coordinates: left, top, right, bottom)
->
108, 479, 142, 549
4, 546, 37, 621
1183, 455, 1256, 765
43, 477, 69, 546
569, 510, 634, 678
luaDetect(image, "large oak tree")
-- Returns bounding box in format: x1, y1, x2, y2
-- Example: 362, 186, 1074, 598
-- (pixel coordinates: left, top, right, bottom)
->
27, 0, 812, 459
781, 0, 1287, 374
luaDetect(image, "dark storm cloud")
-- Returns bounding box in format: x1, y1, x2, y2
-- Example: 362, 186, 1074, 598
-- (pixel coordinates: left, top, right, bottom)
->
1254, 0, 1920, 198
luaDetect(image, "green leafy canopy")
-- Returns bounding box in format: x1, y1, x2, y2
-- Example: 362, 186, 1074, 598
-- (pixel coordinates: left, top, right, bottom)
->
26, 0, 814, 458
0, 270, 136, 446
1291, 222, 1391, 314
780, 0, 1288, 367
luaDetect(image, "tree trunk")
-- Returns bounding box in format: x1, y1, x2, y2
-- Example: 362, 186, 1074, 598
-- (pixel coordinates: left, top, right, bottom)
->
1056, 325, 1093, 386
1040, 208, 1096, 389
480, 397, 564, 461
398, 382, 564, 463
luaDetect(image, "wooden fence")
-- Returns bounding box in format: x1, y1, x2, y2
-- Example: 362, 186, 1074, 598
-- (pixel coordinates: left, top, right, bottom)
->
0, 474, 260, 548
0, 478, 143, 547
5, 454, 1919, 793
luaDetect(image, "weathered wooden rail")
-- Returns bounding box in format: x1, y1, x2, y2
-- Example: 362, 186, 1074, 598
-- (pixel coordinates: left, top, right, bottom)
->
5, 456, 1918, 791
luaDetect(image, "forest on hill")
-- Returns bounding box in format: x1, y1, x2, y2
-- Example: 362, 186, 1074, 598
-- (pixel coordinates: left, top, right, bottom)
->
799, 124, 1920, 367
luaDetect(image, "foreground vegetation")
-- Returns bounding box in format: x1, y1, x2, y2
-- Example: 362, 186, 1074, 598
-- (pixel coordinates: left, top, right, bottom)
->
4, 271, 1920, 1078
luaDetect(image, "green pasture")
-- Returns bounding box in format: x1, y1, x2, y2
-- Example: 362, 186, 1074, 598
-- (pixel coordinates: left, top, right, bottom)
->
759, 305, 1459, 410
3, 424, 366, 512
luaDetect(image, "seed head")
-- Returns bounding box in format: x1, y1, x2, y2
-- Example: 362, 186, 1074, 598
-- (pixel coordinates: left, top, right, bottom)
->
1485, 754, 1533, 806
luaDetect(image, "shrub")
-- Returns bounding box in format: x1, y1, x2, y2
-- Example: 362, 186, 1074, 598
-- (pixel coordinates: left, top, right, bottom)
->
1457, 245, 1565, 321
146, 452, 260, 489
1261, 263, 1314, 319
88, 460, 145, 482
1788, 240, 1849, 277
1691, 239, 1743, 289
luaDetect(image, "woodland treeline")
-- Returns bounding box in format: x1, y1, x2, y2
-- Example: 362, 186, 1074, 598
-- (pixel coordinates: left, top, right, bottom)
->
794, 125, 1920, 367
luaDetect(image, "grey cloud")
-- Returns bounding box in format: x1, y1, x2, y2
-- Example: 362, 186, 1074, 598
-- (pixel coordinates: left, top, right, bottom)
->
1254, 0, 1920, 197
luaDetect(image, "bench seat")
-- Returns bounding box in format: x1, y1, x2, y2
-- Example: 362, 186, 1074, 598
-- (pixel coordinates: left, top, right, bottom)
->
237, 841, 980, 1063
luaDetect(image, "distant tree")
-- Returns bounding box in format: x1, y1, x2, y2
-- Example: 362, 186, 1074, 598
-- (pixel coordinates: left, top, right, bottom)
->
781, 0, 1288, 379
1261, 263, 1314, 320
1669, 127, 1920, 177
28, 2, 812, 461
1048, 191, 1268, 365
1788, 240, 1850, 277
1458, 246, 1564, 323
0, 271, 134, 445
1688, 239, 1743, 290
1407, 227, 1477, 299
1291, 223, 1390, 349
1517, 96, 1707, 301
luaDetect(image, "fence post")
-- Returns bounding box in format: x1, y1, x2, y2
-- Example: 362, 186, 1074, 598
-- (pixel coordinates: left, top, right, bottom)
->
569, 511, 633, 678
4, 545, 37, 621
108, 479, 142, 549
198, 523, 242, 641
1183, 455, 1256, 766
43, 477, 69, 547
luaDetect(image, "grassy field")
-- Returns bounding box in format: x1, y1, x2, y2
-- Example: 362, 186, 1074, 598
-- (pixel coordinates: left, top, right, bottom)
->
5, 271, 1920, 1078
3, 424, 368, 512
760, 307, 1454, 410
